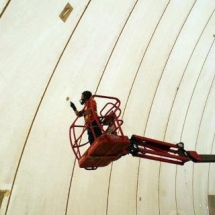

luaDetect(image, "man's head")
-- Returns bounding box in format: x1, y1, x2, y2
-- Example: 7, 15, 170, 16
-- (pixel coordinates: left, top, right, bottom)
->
80, 91, 92, 105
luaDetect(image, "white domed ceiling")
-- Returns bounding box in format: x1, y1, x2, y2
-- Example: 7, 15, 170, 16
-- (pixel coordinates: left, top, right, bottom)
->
0, 0, 215, 214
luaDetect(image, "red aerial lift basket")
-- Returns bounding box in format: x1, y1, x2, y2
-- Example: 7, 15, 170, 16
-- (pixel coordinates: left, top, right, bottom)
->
69, 95, 130, 170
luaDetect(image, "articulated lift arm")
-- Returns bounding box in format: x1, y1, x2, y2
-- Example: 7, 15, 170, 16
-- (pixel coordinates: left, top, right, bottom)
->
127, 135, 215, 165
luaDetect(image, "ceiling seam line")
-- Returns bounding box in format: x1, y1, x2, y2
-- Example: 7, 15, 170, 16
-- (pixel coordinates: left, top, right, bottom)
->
138, 1, 198, 215
105, 164, 113, 215
164, 8, 215, 148
87, 1, 142, 214
206, 83, 215, 214
122, 0, 171, 120
207, 133, 215, 199
65, 159, 77, 215
193, 45, 215, 150
124, 1, 172, 214
177, 17, 215, 215
143, 0, 197, 137
192, 67, 215, 215
0, 0, 12, 18
163, 9, 215, 214
95, 0, 139, 95
58, 1, 93, 214
4, 1, 92, 214
188, 38, 215, 215
179, 8, 215, 146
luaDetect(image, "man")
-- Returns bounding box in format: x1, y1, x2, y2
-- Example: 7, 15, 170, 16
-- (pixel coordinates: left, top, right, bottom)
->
70, 91, 102, 144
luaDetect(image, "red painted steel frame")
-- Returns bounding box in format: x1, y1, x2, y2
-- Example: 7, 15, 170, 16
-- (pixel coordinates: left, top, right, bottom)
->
69, 95, 215, 169
69, 95, 128, 169
130, 135, 190, 165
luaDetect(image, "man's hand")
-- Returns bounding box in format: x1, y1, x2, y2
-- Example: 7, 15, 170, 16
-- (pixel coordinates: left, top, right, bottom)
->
70, 102, 77, 111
